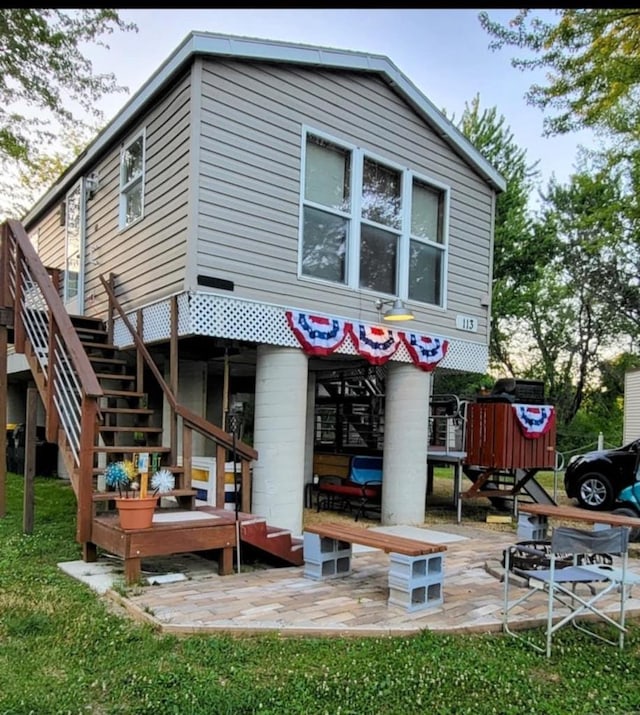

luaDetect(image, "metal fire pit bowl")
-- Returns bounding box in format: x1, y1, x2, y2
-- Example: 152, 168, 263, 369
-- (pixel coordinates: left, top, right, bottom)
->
503, 540, 613, 572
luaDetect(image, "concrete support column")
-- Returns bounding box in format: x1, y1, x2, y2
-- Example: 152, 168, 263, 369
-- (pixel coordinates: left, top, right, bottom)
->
381, 362, 431, 525
252, 345, 308, 535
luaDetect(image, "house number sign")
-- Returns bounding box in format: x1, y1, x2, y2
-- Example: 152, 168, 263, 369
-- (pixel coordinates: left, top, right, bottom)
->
455, 315, 478, 332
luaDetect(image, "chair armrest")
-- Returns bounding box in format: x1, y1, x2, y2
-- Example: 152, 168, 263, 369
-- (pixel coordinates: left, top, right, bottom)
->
318, 475, 344, 489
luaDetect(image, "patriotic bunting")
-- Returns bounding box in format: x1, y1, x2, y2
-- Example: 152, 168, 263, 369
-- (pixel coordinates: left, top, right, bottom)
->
347, 323, 401, 365
284, 310, 451, 372
285, 310, 349, 356
401, 332, 449, 372
512, 404, 556, 439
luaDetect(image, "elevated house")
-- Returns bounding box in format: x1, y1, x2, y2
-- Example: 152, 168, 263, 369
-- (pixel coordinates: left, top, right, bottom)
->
0, 32, 505, 578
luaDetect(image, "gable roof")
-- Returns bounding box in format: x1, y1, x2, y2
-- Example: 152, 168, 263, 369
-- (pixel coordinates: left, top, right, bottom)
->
24, 31, 506, 225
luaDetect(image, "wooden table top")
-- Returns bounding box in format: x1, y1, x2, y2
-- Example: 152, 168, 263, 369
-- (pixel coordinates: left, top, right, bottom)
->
519, 502, 640, 528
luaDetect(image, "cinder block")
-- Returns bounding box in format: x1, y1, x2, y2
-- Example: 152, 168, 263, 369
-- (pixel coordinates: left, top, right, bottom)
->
303, 555, 351, 580
388, 581, 443, 612
388, 552, 444, 582
517, 514, 548, 540
303, 532, 352, 563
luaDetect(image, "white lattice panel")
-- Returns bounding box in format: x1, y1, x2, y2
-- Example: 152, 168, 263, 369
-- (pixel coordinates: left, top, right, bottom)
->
142, 301, 171, 342
113, 291, 488, 374
113, 311, 137, 346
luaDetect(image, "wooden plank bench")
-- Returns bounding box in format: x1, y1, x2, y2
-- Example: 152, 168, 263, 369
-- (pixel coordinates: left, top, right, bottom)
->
303, 522, 447, 612
517, 503, 640, 541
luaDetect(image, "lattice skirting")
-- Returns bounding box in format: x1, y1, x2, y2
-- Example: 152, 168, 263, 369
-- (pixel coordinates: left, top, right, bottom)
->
112, 291, 488, 374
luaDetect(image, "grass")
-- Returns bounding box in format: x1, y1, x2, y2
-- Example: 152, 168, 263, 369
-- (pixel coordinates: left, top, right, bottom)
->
2, 473, 640, 714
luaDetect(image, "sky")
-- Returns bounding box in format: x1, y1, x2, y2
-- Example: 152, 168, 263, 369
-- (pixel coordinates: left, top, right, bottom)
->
85, 8, 597, 193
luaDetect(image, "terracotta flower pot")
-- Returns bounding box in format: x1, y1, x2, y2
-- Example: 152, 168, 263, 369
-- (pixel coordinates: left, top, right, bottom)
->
115, 496, 158, 530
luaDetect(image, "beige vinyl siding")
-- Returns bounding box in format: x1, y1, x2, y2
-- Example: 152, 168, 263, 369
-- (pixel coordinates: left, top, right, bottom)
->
624, 369, 640, 443
30, 203, 67, 284
79, 71, 193, 317
196, 60, 493, 340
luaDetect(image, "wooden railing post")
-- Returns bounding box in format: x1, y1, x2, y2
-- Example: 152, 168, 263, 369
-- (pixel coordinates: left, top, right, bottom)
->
77, 398, 99, 543
182, 422, 192, 491
23, 387, 38, 534
169, 296, 179, 464
216, 443, 226, 508
13, 244, 25, 352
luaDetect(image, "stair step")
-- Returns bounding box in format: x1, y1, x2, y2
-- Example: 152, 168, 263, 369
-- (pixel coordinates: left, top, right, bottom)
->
100, 389, 146, 398
96, 372, 136, 382
266, 528, 289, 539
81, 340, 120, 352
92, 488, 196, 503
70, 314, 105, 328
74, 328, 108, 341
92, 465, 184, 476
93, 445, 172, 454
88, 356, 129, 366
99, 407, 154, 416
98, 426, 163, 433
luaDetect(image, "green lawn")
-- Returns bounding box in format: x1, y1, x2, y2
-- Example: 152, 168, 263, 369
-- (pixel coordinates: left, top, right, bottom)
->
1, 472, 640, 714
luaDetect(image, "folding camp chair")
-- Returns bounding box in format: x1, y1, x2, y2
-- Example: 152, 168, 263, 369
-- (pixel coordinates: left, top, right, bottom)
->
503, 526, 630, 657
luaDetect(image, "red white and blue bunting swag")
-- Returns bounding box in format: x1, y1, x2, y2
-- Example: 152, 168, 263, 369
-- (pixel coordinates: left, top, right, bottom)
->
512, 404, 556, 439
285, 311, 449, 371
347, 323, 402, 366
401, 332, 449, 372
285, 310, 349, 356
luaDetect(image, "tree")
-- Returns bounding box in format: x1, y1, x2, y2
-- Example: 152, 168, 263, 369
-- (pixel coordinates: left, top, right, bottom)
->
0, 9, 137, 218
449, 95, 542, 372
478, 9, 640, 140
513, 168, 630, 426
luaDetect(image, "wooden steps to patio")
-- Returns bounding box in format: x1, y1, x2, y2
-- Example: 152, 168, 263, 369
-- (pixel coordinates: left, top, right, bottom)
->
239, 517, 304, 566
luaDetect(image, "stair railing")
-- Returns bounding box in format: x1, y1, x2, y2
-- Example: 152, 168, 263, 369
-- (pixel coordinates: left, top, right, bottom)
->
1, 219, 103, 542
99, 275, 257, 511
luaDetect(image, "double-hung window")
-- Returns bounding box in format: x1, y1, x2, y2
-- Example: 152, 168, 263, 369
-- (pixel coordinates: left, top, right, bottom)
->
119, 130, 145, 228
301, 130, 447, 307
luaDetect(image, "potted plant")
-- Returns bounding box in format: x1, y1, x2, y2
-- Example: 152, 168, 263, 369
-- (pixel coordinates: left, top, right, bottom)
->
104, 460, 175, 530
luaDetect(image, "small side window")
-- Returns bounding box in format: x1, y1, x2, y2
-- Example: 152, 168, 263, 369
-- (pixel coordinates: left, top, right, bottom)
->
119, 131, 145, 228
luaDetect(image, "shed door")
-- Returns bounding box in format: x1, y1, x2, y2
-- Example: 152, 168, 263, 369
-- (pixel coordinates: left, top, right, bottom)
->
64, 181, 85, 314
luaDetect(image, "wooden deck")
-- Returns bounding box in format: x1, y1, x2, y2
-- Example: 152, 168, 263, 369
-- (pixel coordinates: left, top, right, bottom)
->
87, 506, 248, 584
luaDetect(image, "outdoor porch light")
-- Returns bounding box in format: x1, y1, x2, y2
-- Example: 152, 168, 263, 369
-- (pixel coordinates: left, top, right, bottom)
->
375, 298, 415, 322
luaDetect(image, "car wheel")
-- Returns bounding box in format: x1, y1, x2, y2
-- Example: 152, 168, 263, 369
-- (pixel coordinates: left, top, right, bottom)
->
611, 507, 640, 542
576, 472, 614, 510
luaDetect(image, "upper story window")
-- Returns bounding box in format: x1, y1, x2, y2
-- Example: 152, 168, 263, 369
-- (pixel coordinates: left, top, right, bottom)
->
119, 130, 145, 228
300, 130, 448, 307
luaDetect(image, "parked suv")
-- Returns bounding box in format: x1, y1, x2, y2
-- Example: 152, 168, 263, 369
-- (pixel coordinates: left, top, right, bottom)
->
564, 438, 640, 510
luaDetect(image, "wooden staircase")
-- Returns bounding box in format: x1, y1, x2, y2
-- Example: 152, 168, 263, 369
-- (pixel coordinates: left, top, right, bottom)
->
71, 313, 303, 566
69, 313, 195, 509
1, 218, 304, 574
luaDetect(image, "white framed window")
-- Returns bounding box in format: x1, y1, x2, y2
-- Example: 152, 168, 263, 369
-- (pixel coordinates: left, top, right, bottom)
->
119, 130, 145, 229
300, 129, 448, 307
